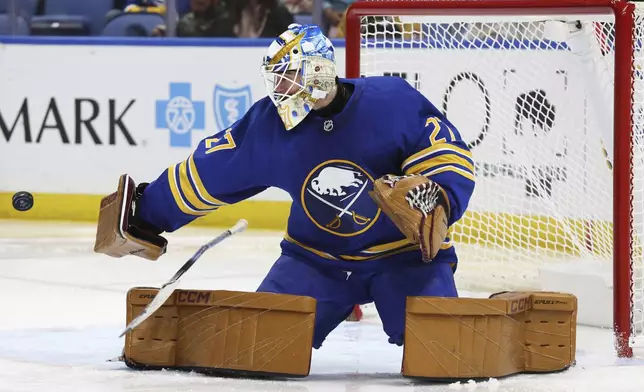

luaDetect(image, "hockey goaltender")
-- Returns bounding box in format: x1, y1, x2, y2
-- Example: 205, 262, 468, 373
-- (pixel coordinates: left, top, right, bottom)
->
95, 175, 578, 381
92, 22, 578, 382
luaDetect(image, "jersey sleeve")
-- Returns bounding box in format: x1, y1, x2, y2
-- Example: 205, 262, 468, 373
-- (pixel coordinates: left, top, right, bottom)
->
402, 98, 475, 226
136, 116, 268, 232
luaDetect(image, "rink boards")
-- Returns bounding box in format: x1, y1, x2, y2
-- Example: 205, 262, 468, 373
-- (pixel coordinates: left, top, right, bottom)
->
0, 37, 614, 235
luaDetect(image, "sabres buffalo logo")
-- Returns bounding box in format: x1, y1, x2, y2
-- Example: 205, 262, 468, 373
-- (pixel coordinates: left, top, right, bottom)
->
301, 160, 380, 236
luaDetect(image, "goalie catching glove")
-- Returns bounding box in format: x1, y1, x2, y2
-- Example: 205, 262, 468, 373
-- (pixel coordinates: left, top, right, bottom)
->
94, 174, 168, 260
369, 174, 450, 262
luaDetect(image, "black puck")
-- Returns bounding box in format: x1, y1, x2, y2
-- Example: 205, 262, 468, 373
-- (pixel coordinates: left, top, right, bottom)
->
12, 191, 34, 211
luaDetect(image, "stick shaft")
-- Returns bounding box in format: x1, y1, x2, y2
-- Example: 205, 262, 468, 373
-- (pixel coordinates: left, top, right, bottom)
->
118, 219, 248, 337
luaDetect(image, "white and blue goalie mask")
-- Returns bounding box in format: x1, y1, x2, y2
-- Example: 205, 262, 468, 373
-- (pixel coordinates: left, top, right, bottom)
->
261, 24, 337, 130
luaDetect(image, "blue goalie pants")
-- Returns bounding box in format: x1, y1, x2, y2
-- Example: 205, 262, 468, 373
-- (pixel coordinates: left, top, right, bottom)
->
256, 254, 458, 349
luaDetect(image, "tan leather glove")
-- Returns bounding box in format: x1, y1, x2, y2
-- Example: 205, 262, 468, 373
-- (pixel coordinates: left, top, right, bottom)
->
369, 174, 450, 262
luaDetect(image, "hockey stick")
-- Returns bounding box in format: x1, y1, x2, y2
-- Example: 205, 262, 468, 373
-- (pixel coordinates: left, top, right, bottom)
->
118, 219, 248, 338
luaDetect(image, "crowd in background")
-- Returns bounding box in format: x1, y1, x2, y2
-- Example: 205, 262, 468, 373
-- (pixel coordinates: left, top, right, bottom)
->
0, 1, 582, 47
0, 0, 358, 38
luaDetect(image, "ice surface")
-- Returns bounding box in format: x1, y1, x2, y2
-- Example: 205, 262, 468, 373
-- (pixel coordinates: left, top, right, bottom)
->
0, 220, 642, 392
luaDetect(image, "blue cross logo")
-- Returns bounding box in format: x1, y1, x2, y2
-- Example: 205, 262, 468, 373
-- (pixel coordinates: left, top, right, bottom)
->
156, 83, 205, 147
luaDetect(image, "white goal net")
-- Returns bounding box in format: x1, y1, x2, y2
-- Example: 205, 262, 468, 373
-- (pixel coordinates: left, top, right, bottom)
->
349, 0, 643, 353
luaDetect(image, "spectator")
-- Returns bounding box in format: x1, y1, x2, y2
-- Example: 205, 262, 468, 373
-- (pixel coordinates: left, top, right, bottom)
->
107, 0, 166, 23
323, 0, 355, 38
152, 0, 235, 37
124, 0, 166, 14
282, 0, 313, 14
231, 0, 294, 38
116, 0, 190, 18
175, 0, 193, 17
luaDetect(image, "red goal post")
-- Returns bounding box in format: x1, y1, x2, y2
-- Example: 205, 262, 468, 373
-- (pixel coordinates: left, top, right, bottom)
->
345, 0, 641, 358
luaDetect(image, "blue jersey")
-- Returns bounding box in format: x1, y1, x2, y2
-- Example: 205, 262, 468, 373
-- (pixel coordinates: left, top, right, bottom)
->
137, 77, 475, 271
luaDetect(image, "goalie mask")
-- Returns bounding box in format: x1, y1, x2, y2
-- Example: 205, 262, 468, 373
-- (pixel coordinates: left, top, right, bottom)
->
261, 24, 337, 130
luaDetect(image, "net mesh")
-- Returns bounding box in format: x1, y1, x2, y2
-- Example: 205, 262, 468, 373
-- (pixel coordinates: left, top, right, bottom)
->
357, 5, 643, 343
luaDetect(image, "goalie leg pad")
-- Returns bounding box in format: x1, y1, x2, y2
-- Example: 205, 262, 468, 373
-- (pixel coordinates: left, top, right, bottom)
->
123, 287, 317, 378
402, 291, 577, 380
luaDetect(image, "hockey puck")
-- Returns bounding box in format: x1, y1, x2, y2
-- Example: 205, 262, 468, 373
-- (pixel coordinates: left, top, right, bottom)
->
12, 191, 34, 211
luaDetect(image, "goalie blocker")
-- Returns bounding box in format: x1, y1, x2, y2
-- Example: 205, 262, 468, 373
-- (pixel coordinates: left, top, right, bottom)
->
94, 174, 168, 260
121, 288, 577, 380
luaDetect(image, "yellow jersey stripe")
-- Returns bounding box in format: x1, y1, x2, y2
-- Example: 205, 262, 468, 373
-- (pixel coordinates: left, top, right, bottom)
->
284, 237, 453, 262
344, 242, 453, 260
360, 238, 412, 254
340, 245, 420, 261
188, 154, 228, 206
424, 165, 475, 181
402, 143, 473, 171
167, 164, 208, 216
178, 160, 219, 212
405, 153, 475, 176
284, 234, 338, 260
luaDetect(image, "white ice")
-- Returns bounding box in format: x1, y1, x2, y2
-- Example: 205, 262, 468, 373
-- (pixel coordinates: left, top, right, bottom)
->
0, 220, 643, 392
